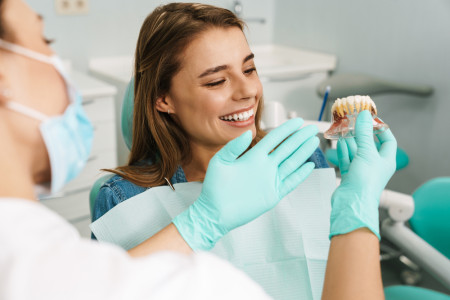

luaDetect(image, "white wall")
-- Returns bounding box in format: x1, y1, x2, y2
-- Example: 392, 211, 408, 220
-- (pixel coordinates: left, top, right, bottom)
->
273, 0, 450, 194
28, 0, 274, 72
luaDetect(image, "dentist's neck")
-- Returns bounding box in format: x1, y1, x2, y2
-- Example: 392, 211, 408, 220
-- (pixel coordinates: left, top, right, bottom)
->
0, 123, 36, 201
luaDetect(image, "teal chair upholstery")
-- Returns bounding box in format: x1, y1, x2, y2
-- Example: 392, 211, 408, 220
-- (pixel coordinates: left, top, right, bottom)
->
89, 79, 135, 219
325, 145, 409, 171
121, 78, 134, 151
410, 177, 450, 259
385, 285, 450, 300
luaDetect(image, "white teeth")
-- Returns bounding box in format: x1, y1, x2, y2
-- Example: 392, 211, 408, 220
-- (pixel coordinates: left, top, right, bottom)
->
220, 108, 254, 122
331, 95, 376, 117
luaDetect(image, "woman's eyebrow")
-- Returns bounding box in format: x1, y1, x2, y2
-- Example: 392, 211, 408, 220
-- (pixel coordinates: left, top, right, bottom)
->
198, 53, 255, 78
243, 53, 254, 64
198, 65, 228, 78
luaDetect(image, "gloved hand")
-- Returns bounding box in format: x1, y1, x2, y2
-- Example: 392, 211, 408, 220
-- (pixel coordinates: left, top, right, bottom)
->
173, 118, 320, 251
330, 110, 397, 239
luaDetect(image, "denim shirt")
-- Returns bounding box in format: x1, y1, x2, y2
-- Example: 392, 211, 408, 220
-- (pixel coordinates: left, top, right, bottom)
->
91, 147, 329, 239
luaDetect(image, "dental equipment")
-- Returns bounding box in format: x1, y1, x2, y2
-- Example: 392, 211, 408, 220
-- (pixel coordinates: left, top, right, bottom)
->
318, 86, 330, 121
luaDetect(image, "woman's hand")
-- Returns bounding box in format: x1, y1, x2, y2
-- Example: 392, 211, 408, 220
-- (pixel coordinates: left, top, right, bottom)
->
330, 110, 397, 239
173, 118, 320, 250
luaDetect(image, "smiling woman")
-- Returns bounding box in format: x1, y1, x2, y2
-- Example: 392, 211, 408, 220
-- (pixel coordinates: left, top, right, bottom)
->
107, 3, 266, 188
92, 3, 329, 226
155, 26, 262, 158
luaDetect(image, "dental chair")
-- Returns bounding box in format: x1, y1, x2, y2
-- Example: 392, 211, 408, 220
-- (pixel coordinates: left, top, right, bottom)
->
379, 177, 450, 299
384, 285, 450, 300
89, 79, 134, 219
409, 177, 450, 260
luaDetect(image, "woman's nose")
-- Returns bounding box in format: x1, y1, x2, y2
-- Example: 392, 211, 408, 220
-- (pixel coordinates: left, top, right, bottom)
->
232, 74, 259, 101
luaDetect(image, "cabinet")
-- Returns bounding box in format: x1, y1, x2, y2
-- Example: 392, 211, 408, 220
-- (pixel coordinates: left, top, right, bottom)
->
40, 71, 117, 238
89, 56, 134, 166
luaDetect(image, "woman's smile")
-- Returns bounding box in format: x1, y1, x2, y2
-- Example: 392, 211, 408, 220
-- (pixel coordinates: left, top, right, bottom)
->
219, 105, 256, 128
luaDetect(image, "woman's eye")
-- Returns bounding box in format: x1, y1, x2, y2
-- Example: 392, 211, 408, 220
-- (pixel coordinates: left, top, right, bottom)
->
205, 80, 226, 87
244, 67, 257, 75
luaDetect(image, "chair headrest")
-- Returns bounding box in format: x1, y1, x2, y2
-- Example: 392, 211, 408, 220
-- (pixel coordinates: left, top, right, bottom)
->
316, 73, 433, 99
121, 78, 134, 151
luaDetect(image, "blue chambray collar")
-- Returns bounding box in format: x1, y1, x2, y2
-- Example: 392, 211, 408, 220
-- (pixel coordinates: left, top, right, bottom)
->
170, 165, 187, 184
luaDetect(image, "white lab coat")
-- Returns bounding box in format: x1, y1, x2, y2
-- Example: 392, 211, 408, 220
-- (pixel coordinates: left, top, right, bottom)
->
0, 198, 270, 300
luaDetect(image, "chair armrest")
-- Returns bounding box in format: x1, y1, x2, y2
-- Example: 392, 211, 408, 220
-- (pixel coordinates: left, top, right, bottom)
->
382, 220, 450, 290
379, 189, 415, 222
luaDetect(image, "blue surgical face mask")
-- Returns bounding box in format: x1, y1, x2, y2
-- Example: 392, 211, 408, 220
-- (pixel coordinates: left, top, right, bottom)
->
0, 39, 94, 197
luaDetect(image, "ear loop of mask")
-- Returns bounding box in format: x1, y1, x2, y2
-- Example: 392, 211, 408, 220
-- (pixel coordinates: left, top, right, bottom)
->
0, 39, 54, 65
0, 79, 49, 123
4, 101, 48, 122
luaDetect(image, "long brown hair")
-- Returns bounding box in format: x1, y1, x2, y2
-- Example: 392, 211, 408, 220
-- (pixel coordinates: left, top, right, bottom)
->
0, 0, 5, 38
108, 3, 266, 187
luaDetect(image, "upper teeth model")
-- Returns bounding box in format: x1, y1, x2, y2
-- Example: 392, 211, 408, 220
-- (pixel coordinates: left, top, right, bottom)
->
220, 108, 254, 122
324, 95, 388, 139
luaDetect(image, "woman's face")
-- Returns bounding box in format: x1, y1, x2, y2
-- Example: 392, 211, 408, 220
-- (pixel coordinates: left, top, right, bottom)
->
165, 26, 263, 151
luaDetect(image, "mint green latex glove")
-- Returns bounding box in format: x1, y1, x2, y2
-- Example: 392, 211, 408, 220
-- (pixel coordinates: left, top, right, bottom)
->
173, 118, 320, 251
330, 110, 397, 240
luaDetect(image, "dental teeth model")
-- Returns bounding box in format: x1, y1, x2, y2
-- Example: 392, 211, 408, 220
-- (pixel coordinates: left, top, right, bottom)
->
324, 95, 389, 139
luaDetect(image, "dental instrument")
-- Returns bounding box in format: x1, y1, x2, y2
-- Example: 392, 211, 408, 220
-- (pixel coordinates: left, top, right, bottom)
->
318, 85, 330, 121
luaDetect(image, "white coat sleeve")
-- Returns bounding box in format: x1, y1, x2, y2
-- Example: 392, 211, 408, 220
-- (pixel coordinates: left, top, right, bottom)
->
0, 198, 270, 300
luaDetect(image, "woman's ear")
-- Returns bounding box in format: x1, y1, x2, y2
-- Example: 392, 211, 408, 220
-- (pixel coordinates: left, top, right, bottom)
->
155, 95, 176, 114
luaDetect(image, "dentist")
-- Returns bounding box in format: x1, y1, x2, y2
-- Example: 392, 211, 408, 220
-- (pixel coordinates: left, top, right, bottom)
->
0, 0, 396, 299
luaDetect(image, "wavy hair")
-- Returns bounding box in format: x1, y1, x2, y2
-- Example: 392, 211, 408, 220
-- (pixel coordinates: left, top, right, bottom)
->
107, 3, 266, 187
0, 0, 5, 38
